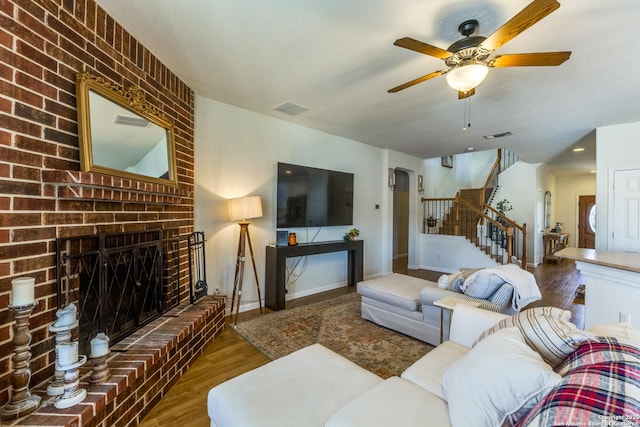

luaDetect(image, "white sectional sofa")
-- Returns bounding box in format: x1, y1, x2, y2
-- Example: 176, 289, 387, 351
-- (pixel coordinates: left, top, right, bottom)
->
207, 305, 502, 427
207, 304, 640, 427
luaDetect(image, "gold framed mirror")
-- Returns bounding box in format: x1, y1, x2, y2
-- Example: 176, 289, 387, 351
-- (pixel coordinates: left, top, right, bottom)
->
76, 72, 178, 186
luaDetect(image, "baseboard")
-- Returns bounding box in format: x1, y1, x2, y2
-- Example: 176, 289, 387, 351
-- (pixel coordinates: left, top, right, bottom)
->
416, 264, 457, 274
234, 272, 392, 314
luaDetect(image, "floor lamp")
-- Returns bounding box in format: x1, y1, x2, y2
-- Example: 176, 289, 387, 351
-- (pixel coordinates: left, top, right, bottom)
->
228, 195, 263, 325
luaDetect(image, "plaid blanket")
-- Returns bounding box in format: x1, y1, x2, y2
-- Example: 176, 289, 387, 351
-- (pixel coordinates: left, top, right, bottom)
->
515, 338, 640, 427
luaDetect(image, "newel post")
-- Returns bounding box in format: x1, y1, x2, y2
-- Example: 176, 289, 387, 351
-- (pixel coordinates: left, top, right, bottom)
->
454, 194, 461, 236
521, 223, 527, 268
506, 226, 514, 262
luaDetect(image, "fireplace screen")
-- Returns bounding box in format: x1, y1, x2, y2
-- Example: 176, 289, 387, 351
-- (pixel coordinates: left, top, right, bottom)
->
56, 229, 181, 355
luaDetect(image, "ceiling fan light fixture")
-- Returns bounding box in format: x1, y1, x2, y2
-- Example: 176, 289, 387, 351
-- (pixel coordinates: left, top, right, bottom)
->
445, 62, 489, 92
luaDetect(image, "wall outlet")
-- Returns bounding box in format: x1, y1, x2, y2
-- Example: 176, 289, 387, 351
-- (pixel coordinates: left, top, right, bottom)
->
619, 312, 631, 324
214, 287, 220, 295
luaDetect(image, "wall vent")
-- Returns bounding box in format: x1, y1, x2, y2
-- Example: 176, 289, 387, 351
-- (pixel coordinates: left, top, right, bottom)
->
483, 131, 513, 139
273, 101, 309, 116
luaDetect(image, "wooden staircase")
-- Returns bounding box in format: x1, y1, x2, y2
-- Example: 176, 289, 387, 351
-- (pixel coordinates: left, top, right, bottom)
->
422, 149, 527, 268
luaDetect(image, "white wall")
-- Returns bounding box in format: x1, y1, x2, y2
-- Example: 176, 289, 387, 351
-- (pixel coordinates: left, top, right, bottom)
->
596, 121, 640, 250
417, 234, 499, 273
456, 150, 497, 189
494, 161, 542, 266
194, 96, 413, 311
422, 150, 498, 198
555, 174, 596, 247
423, 156, 459, 198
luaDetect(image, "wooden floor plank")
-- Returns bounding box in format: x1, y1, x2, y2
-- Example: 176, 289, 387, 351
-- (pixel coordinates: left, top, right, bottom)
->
139, 262, 584, 426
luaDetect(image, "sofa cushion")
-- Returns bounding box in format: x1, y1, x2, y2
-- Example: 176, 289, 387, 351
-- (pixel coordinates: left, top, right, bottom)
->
326, 377, 451, 427
588, 322, 640, 348
474, 306, 594, 368
443, 327, 562, 427
357, 273, 429, 311
207, 344, 382, 427
462, 272, 505, 299
515, 338, 640, 427
401, 340, 469, 400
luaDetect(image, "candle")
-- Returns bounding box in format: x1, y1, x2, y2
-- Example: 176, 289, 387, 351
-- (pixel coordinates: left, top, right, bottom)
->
57, 342, 78, 366
53, 303, 77, 327
90, 333, 109, 357
11, 277, 35, 307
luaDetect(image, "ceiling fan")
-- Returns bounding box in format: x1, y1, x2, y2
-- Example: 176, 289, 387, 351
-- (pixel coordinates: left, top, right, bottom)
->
388, 0, 571, 98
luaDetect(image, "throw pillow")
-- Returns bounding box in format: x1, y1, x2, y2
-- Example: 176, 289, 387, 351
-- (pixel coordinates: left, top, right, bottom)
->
462, 272, 505, 299
437, 272, 463, 292
437, 269, 482, 292
473, 306, 594, 368
556, 336, 640, 377
588, 322, 640, 348
437, 273, 454, 290
515, 339, 640, 427
443, 327, 562, 427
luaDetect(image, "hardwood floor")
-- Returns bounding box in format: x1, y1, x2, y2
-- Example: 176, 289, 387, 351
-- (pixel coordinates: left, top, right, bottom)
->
139, 261, 584, 426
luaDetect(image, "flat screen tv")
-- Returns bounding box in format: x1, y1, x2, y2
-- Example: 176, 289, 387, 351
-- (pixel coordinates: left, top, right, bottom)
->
276, 162, 354, 228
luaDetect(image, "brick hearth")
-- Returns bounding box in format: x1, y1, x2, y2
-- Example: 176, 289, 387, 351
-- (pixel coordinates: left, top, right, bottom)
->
4, 296, 225, 427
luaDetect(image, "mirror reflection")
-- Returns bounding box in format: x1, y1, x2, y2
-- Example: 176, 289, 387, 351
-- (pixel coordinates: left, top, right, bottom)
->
89, 91, 170, 178
76, 73, 177, 185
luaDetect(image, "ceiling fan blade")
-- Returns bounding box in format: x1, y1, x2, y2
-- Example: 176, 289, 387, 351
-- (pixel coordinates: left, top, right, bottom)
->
388, 70, 446, 93
458, 88, 475, 99
491, 51, 571, 67
482, 0, 560, 52
393, 37, 451, 59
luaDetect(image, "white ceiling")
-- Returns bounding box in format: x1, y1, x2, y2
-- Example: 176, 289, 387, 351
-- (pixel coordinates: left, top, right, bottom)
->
95, 0, 640, 175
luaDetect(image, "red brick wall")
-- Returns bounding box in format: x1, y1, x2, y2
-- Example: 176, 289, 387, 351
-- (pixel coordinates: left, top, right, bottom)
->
0, 0, 195, 407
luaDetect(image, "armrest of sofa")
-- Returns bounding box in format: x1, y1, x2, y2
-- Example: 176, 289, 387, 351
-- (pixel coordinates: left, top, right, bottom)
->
421, 279, 517, 315
449, 304, 508, 348
419, 282, 461, 305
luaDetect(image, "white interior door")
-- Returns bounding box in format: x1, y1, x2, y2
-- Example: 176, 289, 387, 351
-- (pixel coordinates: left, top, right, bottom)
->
610, 169, 640, 253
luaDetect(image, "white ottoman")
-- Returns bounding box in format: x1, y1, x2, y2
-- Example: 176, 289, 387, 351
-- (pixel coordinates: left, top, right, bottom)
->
358, 273, 436, 343
207, 343, 382, 427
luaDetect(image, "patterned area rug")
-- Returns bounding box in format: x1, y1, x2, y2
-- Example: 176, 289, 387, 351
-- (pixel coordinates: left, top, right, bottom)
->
235, 292, 433, 378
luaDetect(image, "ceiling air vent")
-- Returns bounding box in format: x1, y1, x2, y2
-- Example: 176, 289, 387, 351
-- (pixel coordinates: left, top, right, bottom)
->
273, 101, 309, 116
114, 115, 150, 127
483, 131, 513, 140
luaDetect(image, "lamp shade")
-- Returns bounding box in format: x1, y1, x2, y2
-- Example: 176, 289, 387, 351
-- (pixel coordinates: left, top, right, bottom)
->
445, 62, 489, 92
228, 196, 263, 222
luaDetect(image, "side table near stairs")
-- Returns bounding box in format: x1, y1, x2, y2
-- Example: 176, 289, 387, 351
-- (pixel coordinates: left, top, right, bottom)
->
543, 233, 569, 264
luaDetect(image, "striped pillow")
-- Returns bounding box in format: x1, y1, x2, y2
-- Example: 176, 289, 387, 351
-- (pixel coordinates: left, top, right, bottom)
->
474, 307, 594, 368
489, 283, 514, 310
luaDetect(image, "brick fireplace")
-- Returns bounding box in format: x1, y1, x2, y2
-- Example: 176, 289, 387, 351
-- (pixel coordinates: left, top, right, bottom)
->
1, 1, 225, 425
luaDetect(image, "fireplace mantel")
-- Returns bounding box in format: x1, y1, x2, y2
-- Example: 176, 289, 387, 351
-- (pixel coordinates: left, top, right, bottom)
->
42, 170, 191, 205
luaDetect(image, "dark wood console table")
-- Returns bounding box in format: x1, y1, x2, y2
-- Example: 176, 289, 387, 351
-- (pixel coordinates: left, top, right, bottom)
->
265, 239, 363, 311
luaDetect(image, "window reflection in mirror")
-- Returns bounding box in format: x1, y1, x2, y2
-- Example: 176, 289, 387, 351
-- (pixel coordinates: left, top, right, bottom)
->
544, 191, 552, 229
76, 73, 178, 186
89, 91, 170, 179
